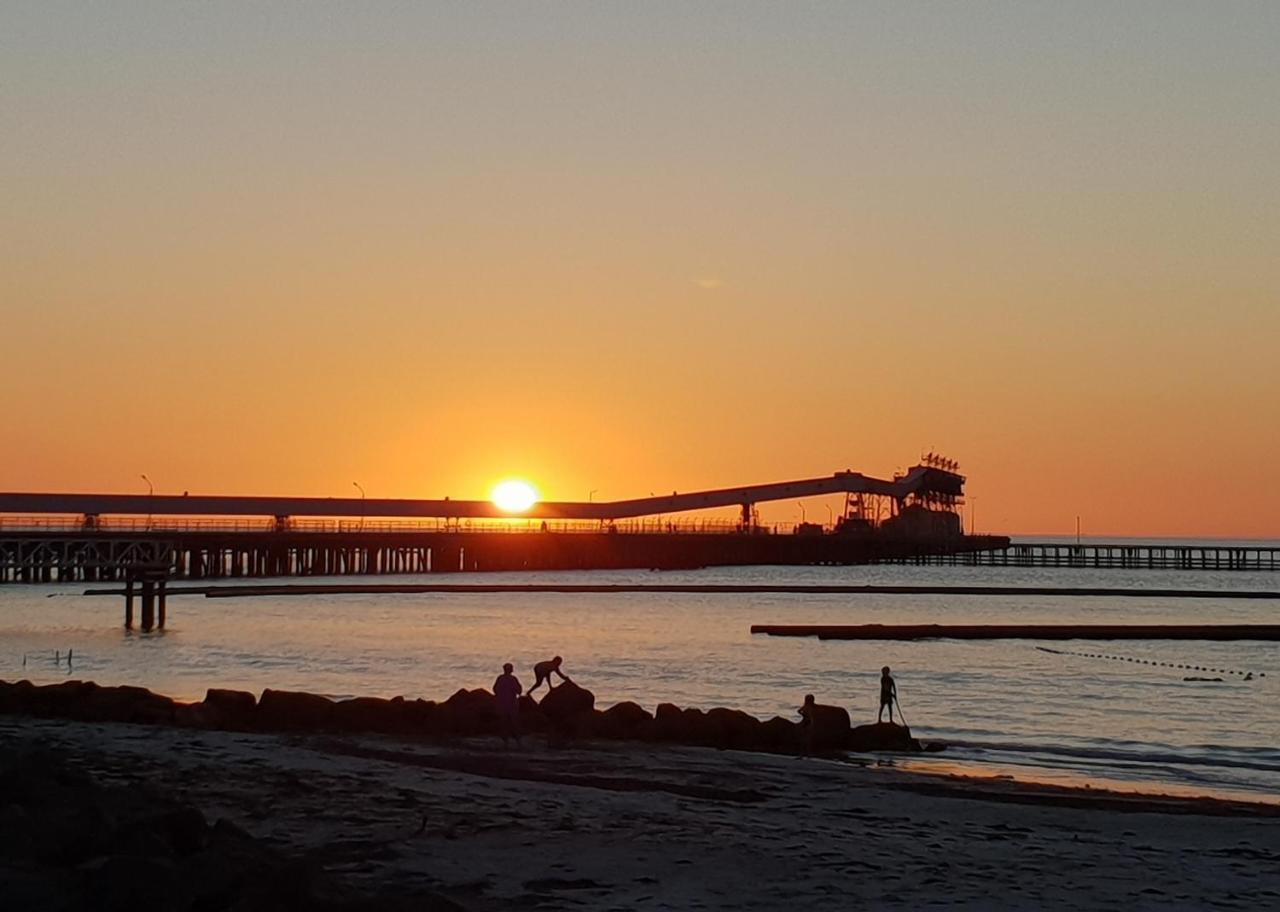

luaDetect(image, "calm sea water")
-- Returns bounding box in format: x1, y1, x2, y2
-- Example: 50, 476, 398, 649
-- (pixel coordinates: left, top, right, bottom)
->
2, 556, 1277, 802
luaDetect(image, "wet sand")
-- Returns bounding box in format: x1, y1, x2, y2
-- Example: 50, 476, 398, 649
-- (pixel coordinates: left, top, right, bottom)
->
3, 715, 1276, 910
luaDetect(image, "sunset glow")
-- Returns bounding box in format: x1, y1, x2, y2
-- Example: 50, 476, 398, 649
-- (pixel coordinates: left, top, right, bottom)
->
491, 480, 539, 514
1, 5, 1277, 538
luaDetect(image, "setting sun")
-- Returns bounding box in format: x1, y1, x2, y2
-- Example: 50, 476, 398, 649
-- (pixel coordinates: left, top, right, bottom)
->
491, 479, 539, 513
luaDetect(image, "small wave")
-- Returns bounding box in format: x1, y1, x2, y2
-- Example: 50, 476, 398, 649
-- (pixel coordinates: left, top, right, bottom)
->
944, 738, 1280, 775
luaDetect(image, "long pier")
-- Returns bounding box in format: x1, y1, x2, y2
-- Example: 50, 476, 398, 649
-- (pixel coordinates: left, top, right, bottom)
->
880, 542, 1280, 571
1, 529, 1008, 584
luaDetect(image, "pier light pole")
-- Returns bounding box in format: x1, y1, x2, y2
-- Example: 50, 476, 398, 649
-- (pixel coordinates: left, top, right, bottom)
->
353, 481, 365, 531
797, 502, 806, 523
589, 489, 598, 502
825, 504, 833, 527
140, 474, 153, 531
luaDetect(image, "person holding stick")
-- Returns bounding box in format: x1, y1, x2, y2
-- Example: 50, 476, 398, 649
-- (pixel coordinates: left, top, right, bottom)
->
878, 665, 897, 723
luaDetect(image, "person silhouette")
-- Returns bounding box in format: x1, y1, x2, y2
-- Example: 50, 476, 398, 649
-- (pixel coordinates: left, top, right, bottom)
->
878, 666, 897, 723
798, 693, 818, 753
527, 655, 571, 696
493, 662, 523, 745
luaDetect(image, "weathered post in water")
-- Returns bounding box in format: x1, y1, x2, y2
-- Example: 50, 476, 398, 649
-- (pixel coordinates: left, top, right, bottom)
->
124, 574, 135, 630
140, 578, 155, 632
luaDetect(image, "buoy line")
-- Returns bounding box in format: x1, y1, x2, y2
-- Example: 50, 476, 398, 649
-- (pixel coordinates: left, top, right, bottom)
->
1035, 646, 1264, 679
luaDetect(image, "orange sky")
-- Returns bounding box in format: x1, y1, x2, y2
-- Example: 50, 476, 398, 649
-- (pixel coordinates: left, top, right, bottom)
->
3, 5, 1278, 538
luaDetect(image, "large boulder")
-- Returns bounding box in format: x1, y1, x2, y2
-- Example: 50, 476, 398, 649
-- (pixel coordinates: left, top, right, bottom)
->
516, 694, 548, 733
402, 697, 445, 735
30, 680, 100, 718
847, 721, 921, 752
676, 707, 713, 745
173, 702, 215, 729
257, 689, 335, 731
652, 702, 692, 741
332, 696, 402, 734
84, 685, 177, 726
594, 701, 652, 739
537, 681, 595, 726
0, 678, 35, 713
440, 688, 499, 735
201, 688, 257, 730
805, 703, 851, 751
704, 707, 765, 750
758, 716, 803, 753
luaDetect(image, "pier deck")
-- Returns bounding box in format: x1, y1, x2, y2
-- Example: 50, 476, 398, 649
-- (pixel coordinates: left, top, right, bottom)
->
881, 542, 1280, 571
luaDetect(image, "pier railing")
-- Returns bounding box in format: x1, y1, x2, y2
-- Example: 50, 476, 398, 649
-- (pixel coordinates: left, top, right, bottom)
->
0, 515, 816, 536
880, 542, 1280, 571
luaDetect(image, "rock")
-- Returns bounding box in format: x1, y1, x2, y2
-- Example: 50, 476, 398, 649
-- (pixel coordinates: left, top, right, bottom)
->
0, 678, 35, 713
537, 681, 595, 725
805, 703, 851, 751
332, 696, 401, 733
401, 698, 444, 734
758, 716, 802, 753
440, 688, 499, 735
31, 680, 101, 718
112, 805, 209, 857
704, 707, 764, 750
205, 687, 256, 713
174, 702, 215, 729
202, 688, 258, 730
81, 854, 185, 912
847, 721, 921, 752
652, 702, 691, 741
0, 745, 468, 911
258, 689, 335, 731
594, 701, 652, 739
82, 685, 177, 725
516, 694, 548, 733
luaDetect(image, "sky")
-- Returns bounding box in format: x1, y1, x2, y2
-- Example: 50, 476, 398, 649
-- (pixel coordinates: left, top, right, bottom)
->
2, 2, 1278, 537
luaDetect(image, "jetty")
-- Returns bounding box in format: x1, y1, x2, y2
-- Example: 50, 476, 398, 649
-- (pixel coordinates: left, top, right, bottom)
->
751, 624, 1280, 641
0, 457, 1001, 593
881, 541, 1280, 571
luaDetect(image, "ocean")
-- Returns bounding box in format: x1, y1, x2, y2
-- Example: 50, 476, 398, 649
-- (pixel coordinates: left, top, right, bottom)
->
2, 552, 1277, 803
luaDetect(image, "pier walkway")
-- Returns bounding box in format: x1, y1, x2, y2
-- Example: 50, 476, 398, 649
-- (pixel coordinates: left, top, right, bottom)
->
881, 542, 1280, 571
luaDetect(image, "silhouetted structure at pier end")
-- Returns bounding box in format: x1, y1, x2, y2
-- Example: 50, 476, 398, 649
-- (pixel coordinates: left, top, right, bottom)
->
2, 457, 1006, 585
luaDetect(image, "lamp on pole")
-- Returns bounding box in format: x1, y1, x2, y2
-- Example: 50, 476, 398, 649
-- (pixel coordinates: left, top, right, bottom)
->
797, 501, 806, 523
589, 489, 598, 502
825, 504, 833, 527
140, 474, 153, 531
353, 481, 365, 531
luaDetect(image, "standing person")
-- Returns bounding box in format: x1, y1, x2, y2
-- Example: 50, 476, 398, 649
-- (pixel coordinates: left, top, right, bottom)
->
527, 655, 571, 696
878, 666, 897, 723
797, 693, 818, 754
493, 662, 523, 746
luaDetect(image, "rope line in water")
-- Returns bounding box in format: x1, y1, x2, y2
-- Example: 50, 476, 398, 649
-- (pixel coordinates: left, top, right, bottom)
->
1035, 646, 1263, 678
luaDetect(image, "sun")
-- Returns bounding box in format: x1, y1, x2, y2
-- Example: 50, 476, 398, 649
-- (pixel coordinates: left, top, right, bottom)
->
491, 479, 540, 513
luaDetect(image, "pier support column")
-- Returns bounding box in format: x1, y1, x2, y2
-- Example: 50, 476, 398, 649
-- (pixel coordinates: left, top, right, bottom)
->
124, 576, 135, 630
141, 581, 155, 632
158, 579, 167, 629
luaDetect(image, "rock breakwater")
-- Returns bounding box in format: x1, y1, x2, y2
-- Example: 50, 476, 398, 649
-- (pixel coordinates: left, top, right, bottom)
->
0, 678, 928, 755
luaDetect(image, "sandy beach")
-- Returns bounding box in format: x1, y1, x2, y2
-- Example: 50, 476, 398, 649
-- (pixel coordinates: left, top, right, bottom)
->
3, 714, 1277, 911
